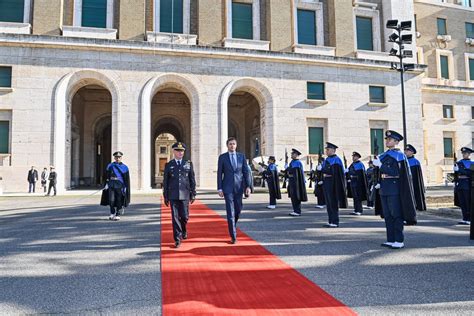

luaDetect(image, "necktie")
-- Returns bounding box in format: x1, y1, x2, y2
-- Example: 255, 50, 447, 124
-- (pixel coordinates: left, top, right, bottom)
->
177, 160, 181, 167
232, 154, 237, 169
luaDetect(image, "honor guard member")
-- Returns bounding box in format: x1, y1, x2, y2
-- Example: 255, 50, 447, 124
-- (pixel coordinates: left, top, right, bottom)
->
404, 145, 426, 212
100, 151, 131, 221
317, 142, 347, 227
288, 149, 308, 216
454, 147, 473, 225
366, 161, 375, 209
264, 156, 281, 209
347, 152, 369, 216
163, 142, 196, 248
373, 131, 417, 249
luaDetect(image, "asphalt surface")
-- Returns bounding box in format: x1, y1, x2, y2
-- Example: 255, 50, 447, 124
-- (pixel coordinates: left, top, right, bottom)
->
1, 193, 473, 315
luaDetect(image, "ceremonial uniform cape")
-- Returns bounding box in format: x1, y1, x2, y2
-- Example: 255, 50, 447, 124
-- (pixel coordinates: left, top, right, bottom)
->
379, 150, 417, 225
454, 159, 473, 208
323, 155, 348, 208
100, 162, 131, 207
408, 156, 426, 211
287, 159, 308, 202
265, 163, 282, 200
347, 161, 368, 201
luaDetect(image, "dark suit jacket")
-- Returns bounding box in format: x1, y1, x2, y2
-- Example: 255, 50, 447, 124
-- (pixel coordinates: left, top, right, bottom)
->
27, 170, 38, 183
217, 152, 251, 195
163, 159, 196, 201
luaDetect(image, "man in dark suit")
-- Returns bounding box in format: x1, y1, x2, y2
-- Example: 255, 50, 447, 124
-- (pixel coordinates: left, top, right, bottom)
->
163, 142, 196, 248
27, 166, 38, 193
217, 137, 252, 244
46, 166, 57, 196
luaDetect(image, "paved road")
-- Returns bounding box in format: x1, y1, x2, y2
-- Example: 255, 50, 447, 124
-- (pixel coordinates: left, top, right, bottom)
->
0, 195, 162, 315
1, 193, 473, 315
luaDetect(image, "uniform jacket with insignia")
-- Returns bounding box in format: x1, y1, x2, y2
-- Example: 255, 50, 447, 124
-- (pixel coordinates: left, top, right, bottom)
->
163, 159, 196, 201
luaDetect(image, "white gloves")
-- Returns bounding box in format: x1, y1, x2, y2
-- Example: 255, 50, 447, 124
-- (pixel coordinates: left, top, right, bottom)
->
104, 184, 109, 190
316, 164, 322, 171
374, 184, 381, 189
318, 181, 323, 185
344, 168, 349, 173
453, 164, 459, 172
347, 179, 351, 183
373, 158, 382, 167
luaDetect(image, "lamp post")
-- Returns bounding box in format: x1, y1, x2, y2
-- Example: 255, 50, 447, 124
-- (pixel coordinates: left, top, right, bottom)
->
386, 20, 415, 147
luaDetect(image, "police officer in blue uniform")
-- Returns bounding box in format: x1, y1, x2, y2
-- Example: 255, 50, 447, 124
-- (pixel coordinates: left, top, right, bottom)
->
101, 151, 131, 221
373, 131, 416, 249
405, 144, 426, 212
163, 142, 196, 248
454, 147, 473, 225
264, 156, 281, 209
317, 142, 347, 227
347, 152, 368, 216
288, 149, 307, 216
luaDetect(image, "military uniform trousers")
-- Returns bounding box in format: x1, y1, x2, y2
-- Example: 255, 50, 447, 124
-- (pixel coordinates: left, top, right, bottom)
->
108, 180, 124, 214
323, 178, 339, 225
380, 194, 404, 243
170, 200, 189, 242
350, 182, 363, 213
457, 189, 471, 221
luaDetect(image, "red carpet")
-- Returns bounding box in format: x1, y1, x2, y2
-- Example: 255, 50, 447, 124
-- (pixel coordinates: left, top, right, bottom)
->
161, 199, 356, 315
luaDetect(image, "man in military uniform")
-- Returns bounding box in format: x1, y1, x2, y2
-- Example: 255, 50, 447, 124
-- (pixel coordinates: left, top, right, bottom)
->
373, 131, 416, 249
405, 144, 426, 212
287, 149, 307, 216
100, 151, 131, 221
263, 156, 281, 209
366, 160, 375, 209
317, 142, 347, 227
454, 147, 473, 225
163, 142, 196, 248
347, 152, 368, 216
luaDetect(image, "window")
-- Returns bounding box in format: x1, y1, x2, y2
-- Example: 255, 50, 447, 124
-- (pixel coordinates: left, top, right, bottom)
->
82, 0, 107, 28
232, 2, 253, 40
297, 9, 316, 45
0, 67, 12, 88
440, 55, 449, 79
0, 0, 24, 23
462, 0, 472, 8
0, 121, 9, 154
443, 137, 453, 158
469, 58, 474, 81
370, 129, 384, 156
308, 127, 324, 155
160, 0, 183, 33
356, 16, 373, 51
307, 82, 325, 100
369, 86, 385, 103
443, 105, 454, 119
472, 107, 474, 120
467, 22, 474, 38
437, 18, 447, 35
472, 133, 474, 148
160, 146, 167, 154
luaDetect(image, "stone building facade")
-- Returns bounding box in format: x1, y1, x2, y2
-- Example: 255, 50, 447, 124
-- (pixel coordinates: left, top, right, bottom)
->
0, 0, 469, 192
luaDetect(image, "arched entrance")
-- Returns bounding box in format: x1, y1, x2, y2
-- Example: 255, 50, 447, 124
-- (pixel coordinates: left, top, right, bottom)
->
70, 86, 112, 188
150, 90, 191, 188
219, 78, 274, 156
228, 92, 261, 159
54, 70, 120, 192
140, 74, 200, 191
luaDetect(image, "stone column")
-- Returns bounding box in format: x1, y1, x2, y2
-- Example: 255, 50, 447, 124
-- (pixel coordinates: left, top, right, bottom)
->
32, 0, 63, 35
327, 0, 354, 57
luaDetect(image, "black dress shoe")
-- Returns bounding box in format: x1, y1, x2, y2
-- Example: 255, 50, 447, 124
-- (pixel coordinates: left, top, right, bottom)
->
182, 232, 188, 240
175, 240, 181, 248
231, 238, 237, 244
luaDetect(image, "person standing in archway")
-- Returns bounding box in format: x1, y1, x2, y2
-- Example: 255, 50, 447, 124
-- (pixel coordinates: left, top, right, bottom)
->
217, 137, 252, 244
163, 142, 196, 248
101, 151, 131, 221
